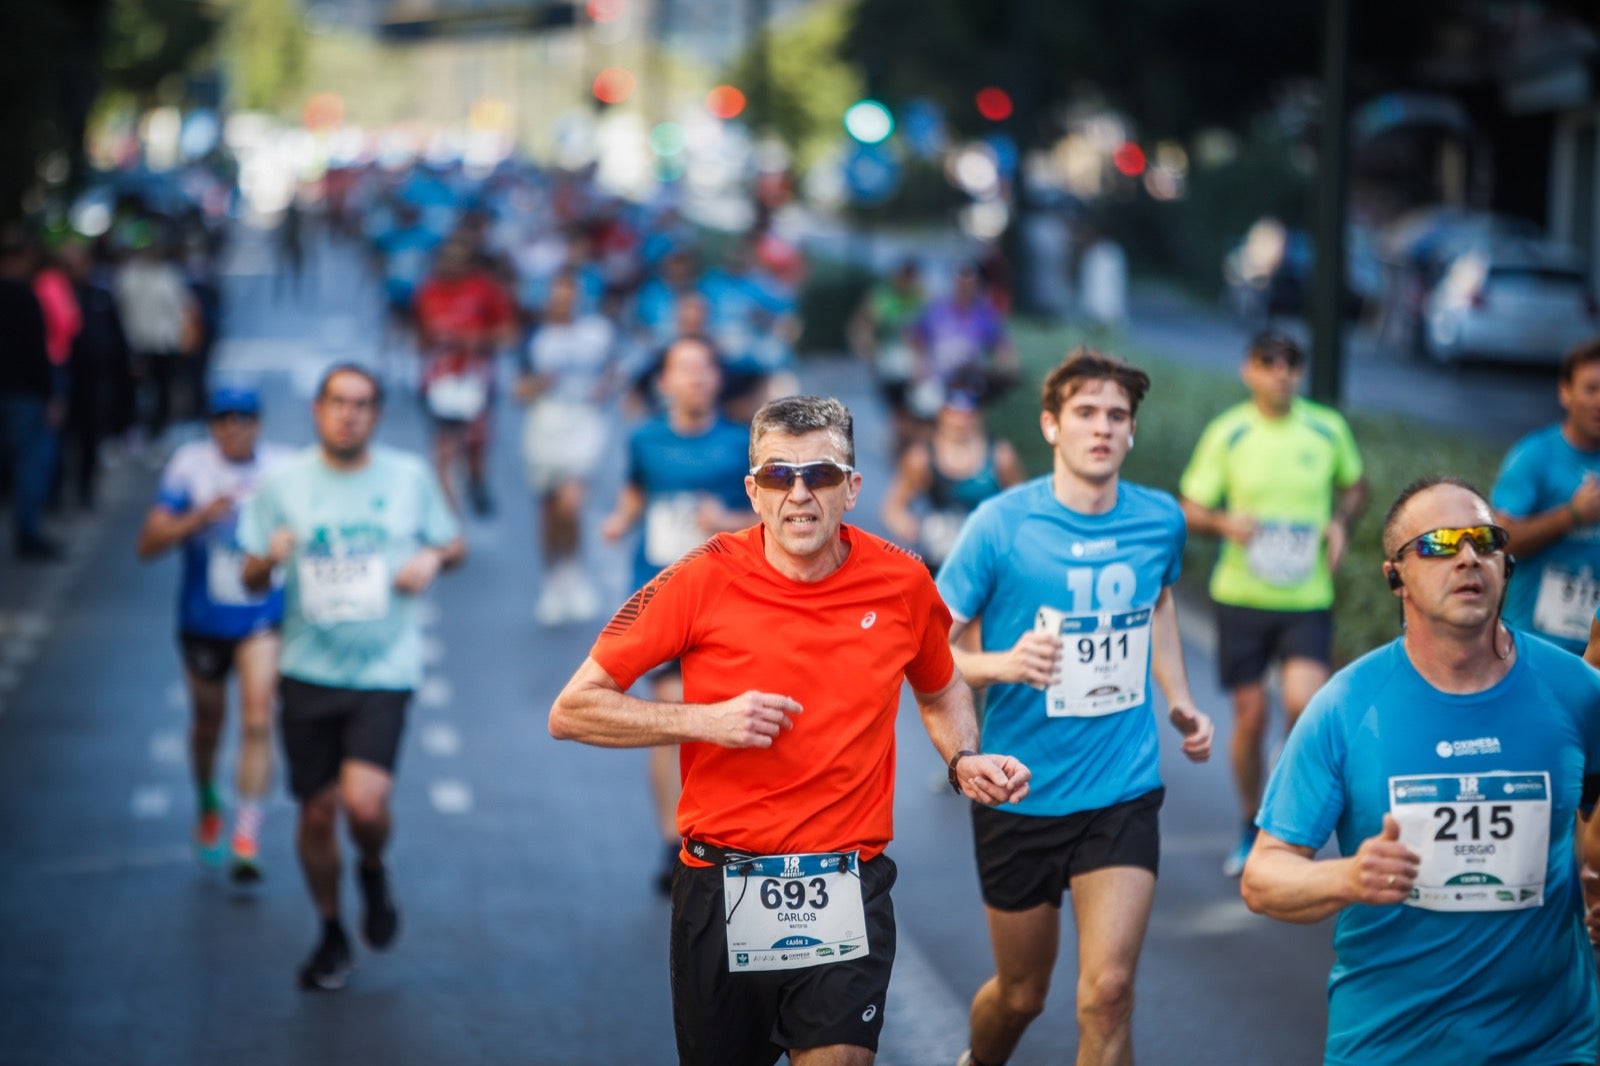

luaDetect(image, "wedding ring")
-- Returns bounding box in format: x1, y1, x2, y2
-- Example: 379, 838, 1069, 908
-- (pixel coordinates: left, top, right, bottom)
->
1386, 874, 1395, 888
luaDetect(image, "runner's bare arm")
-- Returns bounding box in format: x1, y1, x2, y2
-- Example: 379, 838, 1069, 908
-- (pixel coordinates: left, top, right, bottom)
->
600, 484, 645, 542
550, 656, 803, 749
1496, 473, 1600, 557
913, 671, 1030, 806
240, 528, 295, 593
1150, 585, 1213, 762
948, 617, 1059, 690
1242, 818, 1419, 922
1179, 495, 1255, 545
135, 497, 234, 560
393, 534, 467, 593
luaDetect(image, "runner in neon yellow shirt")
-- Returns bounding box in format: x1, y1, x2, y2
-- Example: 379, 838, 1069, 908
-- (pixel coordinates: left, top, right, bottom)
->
1179, 330, 1367, 877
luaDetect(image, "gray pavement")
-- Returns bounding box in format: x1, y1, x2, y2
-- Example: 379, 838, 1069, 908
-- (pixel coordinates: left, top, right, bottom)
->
0, 222, 1333, 1065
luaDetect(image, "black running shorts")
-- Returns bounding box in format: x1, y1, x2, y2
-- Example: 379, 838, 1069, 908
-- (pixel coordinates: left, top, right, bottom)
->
668, 852, 897, 1065
278, 677, 410, 800
1213, 604, 1332, 689
972, 788, 1164, 911
178, 632, 242, 683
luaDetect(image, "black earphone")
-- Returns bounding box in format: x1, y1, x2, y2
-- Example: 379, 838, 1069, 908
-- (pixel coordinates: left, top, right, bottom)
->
1386, 565, 1403, 591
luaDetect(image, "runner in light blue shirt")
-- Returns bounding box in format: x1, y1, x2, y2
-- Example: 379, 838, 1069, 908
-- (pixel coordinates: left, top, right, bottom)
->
1491, 339, 1600, 655
937, 348, 1214, 1066
237, 365, 464, 994
1245, 476, 1600, 1066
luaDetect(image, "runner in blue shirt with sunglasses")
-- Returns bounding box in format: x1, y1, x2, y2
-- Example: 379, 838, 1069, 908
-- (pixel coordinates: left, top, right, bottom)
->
1244, 476, 1600, 1066
937, 348, 1214, 1066
1491, 339, 1600, 656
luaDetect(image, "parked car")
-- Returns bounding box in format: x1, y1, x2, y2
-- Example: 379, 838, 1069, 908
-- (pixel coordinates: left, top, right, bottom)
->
1421, 238, 1598, 365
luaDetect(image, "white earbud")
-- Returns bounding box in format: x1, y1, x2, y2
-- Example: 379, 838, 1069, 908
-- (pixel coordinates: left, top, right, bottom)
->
1128, 434, 1135, 449
1045, 430, 1057, 444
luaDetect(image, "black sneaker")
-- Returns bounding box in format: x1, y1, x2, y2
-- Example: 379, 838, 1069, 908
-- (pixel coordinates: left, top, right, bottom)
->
297, 928, 352, 991
359, 862, 400, 950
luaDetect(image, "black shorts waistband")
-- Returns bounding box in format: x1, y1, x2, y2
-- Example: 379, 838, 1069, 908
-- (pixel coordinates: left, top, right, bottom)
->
682, 838, 758, 867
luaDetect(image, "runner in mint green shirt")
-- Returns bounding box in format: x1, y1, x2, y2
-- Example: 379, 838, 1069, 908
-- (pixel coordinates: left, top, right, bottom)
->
1179, 330, 1367, 877
239, 364, 465, 993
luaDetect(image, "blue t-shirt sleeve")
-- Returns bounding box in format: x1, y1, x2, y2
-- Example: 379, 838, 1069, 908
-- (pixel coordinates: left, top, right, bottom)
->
1163, 498, 1186, 586
936, 503, 1001, 623
1258, 687, 1348, 849
1491, 436, 1545, 517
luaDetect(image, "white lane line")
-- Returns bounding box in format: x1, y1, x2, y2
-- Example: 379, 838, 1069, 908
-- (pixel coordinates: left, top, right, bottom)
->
1150, 897, 1261, 939
418, 721, 461, 757
428, 779, 474, 814
418, 676, 453, 709
878, 928, 971, 1065
131, 785, 173, 819
149, 730, 186, 766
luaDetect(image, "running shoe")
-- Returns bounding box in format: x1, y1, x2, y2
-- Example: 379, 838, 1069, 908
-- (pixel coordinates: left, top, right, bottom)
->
297, 928, 353, 992
1222, 826, 1258, 878
195, 809, 226, 867
229, 835, 263, 885
359, 862, 400, 950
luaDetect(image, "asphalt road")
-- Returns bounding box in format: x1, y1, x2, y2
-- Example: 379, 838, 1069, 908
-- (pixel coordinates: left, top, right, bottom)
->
0, 223, 1337, 1065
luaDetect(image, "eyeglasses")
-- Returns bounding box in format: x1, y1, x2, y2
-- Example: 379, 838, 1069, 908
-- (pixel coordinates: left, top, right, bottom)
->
1391, 524, 1509, 561
748, 460, 855, 491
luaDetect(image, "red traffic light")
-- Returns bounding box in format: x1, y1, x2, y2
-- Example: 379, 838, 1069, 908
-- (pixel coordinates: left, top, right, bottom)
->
1112, 142, 1146, 176
975, 87, 1012, 122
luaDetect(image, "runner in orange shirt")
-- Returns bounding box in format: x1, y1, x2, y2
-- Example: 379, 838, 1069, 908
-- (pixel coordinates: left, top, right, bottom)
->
550, 394, 1031, 1066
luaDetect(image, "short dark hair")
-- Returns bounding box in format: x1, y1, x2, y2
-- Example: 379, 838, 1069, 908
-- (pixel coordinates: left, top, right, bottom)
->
315, 363, 385, 408
1380, 476, 1489, 557
1560, 337, 1600, 384
1247, 329, 1304, 367
1040, 347, 1151, 418
749, 395, 855, 466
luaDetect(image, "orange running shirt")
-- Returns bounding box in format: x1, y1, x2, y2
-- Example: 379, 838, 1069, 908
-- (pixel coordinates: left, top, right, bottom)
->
591, 524, 956, 863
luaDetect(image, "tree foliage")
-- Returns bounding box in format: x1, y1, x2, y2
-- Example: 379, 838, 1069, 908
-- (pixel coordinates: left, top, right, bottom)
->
226, 0, 310, 113
728, 0, 863, 170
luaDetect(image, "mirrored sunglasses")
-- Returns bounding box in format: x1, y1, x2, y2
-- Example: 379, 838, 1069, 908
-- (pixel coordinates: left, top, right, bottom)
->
1392, 524, 1509, 560
748, 461, 854, 491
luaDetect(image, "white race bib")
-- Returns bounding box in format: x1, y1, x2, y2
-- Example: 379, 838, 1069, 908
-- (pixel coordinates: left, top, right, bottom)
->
1036, 605, 1151, 717
1244, 522, 1320, 587
724, 852, 868, 973
644, 494, 706, 568
425, 372, 489, 422
1389, 772, 1550, 912
206, 545, 266, 606
297, 553, 391, 624
1532, 566, 1600, 642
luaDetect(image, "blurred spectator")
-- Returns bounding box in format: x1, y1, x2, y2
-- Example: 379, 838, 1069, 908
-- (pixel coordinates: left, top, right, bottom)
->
274, 194, 306, 303
0, 230, 63, 560
1076, 217, 1128, 332
56, 240, 130, 512
115, 235, 200, 442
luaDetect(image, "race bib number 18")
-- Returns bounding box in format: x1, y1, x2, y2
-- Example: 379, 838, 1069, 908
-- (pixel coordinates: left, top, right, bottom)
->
1389, 771, 1550, 912
724, 852, 868, 972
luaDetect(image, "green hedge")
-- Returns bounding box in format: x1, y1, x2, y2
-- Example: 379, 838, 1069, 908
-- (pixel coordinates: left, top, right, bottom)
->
984, 321, 1505, 665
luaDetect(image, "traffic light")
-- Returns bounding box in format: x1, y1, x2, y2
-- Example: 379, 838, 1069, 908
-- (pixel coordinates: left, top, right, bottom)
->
844, 99, 893, 145
975, 87, 1012, 122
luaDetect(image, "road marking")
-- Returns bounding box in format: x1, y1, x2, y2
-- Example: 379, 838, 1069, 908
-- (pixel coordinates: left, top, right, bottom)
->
419, 721, 461, 757
877, 929, 970, 1065
131, 785, 173, 819
1151, 897, 1262, 938
149, 730, 185, 765
428, 779, 474, 814
418, 676, 453, 708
